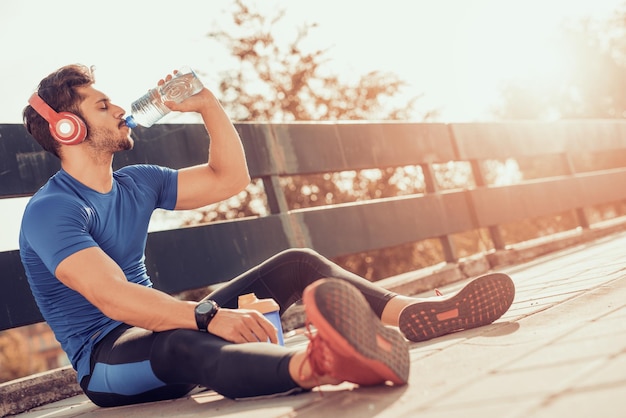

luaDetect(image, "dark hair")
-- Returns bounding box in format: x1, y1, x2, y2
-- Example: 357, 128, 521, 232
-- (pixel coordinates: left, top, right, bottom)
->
22, 64, 95, 158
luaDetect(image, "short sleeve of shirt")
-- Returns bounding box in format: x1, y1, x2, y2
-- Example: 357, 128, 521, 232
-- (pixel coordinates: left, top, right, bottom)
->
118, 164, 178, 210
21, 194, 98, 275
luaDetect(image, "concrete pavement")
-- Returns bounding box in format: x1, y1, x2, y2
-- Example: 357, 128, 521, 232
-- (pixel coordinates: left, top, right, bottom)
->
13, 231, 626, 418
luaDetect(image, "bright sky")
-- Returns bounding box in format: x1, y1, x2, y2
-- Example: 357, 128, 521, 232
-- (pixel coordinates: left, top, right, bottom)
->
0, 0, 624, 249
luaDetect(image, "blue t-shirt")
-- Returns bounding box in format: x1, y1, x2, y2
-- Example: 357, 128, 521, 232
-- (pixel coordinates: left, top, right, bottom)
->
19, 165, 178, 383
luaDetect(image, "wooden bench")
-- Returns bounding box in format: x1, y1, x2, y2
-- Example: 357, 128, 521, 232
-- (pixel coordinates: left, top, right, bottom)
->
2, 120, 626, 333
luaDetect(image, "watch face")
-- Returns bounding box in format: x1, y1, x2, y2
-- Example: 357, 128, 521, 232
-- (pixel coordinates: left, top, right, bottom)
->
197, 302, 214, 315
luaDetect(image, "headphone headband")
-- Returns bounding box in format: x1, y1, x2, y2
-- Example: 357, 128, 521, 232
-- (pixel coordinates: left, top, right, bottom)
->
28, 93, 87, 145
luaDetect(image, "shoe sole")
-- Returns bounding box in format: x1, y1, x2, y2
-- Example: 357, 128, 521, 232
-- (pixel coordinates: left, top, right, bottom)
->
399, 273, 515, 342
303, 278, 410, 385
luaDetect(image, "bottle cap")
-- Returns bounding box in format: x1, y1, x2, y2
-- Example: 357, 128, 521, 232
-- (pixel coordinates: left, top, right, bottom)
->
238, 293, 279, 314
124, 115, 137, 128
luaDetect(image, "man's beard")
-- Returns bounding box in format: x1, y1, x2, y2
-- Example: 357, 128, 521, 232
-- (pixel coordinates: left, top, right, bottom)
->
84, 126, 133, 153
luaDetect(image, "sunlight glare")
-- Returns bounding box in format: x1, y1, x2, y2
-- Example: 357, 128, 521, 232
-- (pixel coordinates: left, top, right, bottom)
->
464, 4, 570, 82
439, 0, 618, 120
492, 159, 523, 186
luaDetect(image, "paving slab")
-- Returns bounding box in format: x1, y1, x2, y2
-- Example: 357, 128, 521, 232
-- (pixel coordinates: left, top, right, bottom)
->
11, 232, 626, 418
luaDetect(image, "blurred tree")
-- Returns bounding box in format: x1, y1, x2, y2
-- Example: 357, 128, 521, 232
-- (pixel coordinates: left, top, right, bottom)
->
494, 5, 626, 120
207, 0, 433, 121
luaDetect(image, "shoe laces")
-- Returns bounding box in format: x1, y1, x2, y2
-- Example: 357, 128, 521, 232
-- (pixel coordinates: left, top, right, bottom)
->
299, 321, 330, 395
300, 322, 331, 379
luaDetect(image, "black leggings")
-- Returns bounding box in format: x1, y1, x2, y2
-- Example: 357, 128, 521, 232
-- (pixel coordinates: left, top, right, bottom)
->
80, 248, 397, 407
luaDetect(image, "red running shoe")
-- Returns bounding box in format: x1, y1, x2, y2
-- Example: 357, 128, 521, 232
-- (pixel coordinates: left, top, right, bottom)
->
399, 272, 515, 342
302, 278, 410, 386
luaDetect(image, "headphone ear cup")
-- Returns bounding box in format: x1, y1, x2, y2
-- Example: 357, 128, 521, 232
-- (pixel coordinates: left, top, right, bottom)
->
50, 112, 87, 145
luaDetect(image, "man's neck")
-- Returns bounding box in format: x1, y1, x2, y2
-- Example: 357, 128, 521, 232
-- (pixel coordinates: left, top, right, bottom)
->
61, 156, 115, 194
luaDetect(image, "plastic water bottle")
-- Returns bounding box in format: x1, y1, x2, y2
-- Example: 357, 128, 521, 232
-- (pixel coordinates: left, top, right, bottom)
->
238, 293, 285, 346
124, 66, 204, 128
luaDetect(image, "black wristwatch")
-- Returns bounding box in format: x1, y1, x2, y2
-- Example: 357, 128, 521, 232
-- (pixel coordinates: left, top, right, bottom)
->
194, 300, 219, 332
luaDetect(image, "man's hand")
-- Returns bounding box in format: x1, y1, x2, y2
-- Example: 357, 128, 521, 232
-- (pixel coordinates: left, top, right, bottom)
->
156, 70, 215, 115
164, 88, 215, 114
207, 308, 279, 344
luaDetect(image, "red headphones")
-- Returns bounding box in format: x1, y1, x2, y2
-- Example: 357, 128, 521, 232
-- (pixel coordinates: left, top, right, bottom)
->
28, 93, 87, 145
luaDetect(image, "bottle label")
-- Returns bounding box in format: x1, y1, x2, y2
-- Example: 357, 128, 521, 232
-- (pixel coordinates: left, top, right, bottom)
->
161, 72, 204, 104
